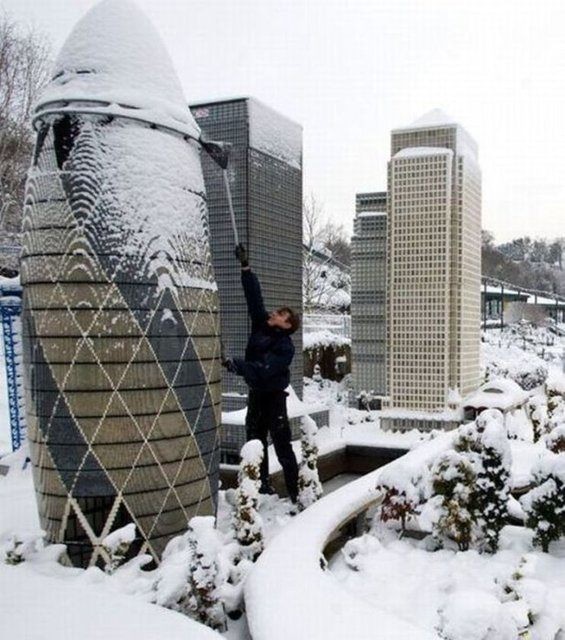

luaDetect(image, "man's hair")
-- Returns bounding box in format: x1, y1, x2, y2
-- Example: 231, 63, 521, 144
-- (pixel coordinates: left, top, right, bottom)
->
278, 306, 300, 334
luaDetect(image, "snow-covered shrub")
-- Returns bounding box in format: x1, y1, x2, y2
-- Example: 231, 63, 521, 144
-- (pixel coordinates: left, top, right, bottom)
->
430, 451, 476, 551
297, 415, 323, 510
183, 517, 226, 630
341, 533, 382, 572
484, 360, 547, 392
497, 556, 534, 637
214, 541, 253, 619
102, 523, 136, 574
526, 396, 549, 442
152, 516, 248, 624
2, 533, 44, 565
437, 589, 521, 640
546, 371, 565, 401
512, 365, 548, 391
233, 440, 264, 560
375, 465, 422, 536
455, 410, 512, 553
520, 451, 565, 552
545, 372, 565, 428
545, 424, 565, 453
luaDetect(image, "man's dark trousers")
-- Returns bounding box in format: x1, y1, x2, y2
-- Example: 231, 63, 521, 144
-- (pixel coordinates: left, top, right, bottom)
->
246, 389, 299, 500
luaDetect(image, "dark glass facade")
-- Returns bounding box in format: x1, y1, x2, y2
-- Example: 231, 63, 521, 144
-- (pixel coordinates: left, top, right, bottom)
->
191, 98, 303, 458
351, 192, 388, 403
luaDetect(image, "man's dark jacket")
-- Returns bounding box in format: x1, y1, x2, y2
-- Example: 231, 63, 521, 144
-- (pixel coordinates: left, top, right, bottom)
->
232, 270, 294, 391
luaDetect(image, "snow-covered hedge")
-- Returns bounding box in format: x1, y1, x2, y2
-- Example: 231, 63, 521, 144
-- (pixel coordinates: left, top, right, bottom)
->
520, 451, 565, 552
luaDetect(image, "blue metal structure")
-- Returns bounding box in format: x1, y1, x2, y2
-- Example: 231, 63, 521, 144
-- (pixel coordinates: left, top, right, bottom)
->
0, 279, 24, 451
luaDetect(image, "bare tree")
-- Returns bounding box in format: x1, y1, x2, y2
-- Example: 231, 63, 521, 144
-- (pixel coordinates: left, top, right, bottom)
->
303, 194, 350, 314
0, 12, 51, 272
321, 220, 351, 267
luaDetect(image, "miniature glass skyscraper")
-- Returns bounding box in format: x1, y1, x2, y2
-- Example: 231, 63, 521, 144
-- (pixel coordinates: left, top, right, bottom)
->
351, 192, 387, 407
191, 98, 303, 457
386, 110, 481, 419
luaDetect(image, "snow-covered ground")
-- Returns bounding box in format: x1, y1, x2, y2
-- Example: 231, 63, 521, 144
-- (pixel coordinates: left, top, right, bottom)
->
0, 447, 223, 639
1, 321, 564, 639
482, 324, 564, 390
332, 528, 565, 640
0, 445, 294, 640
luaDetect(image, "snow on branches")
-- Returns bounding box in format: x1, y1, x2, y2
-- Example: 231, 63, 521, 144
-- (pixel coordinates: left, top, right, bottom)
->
183, 517, 226, 630
545, 424, 565, 454
457, 410, 512, 553
429, 410, 512, 552
430, 450, 476, 551
546, 372, 565, 429
526, 395, 549, 442
233, 440, 264, 560
520, 451, 565, 552
102, 523, 136, 574
297, 415, 323, 510
375, 464, 422, 536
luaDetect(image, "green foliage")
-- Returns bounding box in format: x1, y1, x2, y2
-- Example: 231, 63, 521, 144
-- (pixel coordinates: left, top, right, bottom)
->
431, 452, 476, 551
521, 455, 565, 553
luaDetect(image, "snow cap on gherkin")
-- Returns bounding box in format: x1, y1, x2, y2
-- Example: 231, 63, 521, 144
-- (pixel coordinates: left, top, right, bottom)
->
34, 0, 200, 138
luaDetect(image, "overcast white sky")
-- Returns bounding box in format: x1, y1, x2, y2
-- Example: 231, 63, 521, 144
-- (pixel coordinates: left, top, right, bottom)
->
3, 0, 565, 242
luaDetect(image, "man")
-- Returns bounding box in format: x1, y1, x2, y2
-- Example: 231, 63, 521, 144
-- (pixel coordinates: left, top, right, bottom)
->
222, 244, 300, 502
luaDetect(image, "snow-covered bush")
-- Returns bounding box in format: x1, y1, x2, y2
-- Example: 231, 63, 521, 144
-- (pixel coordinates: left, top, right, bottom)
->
341, 533, 382, 572
545, 372, 565, 428
102, 523, 136, 574
375, 465, 422, 536
297, 415, 323, 510
520, 451, 565, 552
526, 396, 549, 442
183, 517, 226, 630
429, 411, 512, 553
430, 450, 476, 551
456, 410, 512, 553
545, 424, 565, 454
437, 589, 522, 640
233, 440, 264, 560
512, 365, 548, 392
484, 360, 547, 391
152, 514, 249, 624
3, 533, 43, 565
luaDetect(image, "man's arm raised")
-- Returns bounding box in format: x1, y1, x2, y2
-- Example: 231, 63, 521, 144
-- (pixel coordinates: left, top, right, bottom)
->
235, 244, 268, 325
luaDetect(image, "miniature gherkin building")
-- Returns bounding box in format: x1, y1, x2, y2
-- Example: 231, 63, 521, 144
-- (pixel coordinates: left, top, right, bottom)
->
21, 0, 221, 567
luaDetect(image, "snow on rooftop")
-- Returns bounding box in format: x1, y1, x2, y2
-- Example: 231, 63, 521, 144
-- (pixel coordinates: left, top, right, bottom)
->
409, 108, 456, 128
248, 99, 302, 169
36, 0, 200, 138
463, 378, 529, 410
393, 146, 453, 159
357, 211, 387, 218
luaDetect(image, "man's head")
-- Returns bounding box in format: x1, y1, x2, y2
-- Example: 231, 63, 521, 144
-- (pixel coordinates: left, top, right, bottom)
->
267, 306, 300, 334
